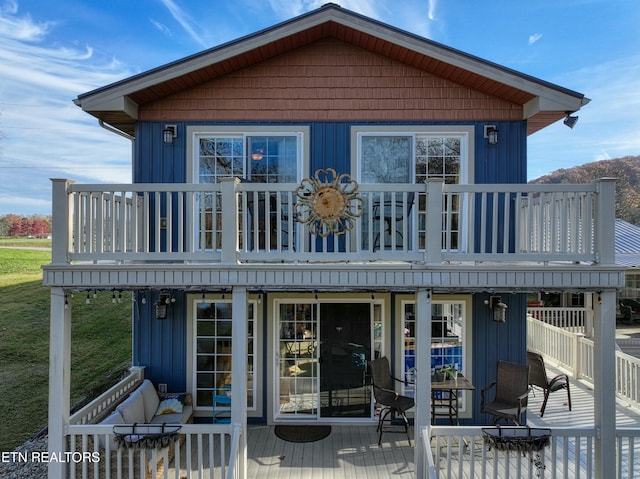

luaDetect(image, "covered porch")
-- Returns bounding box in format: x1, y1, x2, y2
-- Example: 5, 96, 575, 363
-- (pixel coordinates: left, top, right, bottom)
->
62, 361, 640, 478
45, 178, 625, 478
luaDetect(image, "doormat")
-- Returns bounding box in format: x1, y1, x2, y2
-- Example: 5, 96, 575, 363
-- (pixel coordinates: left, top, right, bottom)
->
274, 425, 331, 443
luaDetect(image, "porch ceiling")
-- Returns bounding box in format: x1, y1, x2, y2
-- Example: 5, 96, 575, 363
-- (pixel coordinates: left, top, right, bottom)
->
42, 262, 624, 292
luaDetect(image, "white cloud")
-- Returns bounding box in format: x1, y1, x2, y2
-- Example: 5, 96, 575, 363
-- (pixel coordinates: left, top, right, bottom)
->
150, 18, 172, 38
158, 0, 210, 48
0, 3, 134, 214
528, 33, 543, 45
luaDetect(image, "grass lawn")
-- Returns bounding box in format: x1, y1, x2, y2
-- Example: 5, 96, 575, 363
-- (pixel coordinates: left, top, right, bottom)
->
0, 246, 132, 451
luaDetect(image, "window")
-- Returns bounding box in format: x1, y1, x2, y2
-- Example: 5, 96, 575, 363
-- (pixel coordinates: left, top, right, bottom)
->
353, 126, 472, 251
187, 126, 308, 251
193, 298, 256, 411
400, 297, 471, 413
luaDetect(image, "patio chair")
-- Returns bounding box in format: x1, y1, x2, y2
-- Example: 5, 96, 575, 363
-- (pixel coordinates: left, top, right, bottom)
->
527, 351, 572, 417
372, 192, 415, 251
480, 360, 530, 425
368, 356, 415, 446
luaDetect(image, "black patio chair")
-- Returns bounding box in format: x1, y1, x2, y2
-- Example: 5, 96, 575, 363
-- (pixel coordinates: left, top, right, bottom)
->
527, 351, 572, 417
480, 360, 530, 425
372, 192, 415, 251
368, 356, 415, 446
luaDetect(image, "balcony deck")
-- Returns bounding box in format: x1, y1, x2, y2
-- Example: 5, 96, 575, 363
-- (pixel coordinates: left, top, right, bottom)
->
44, 178, 624, 293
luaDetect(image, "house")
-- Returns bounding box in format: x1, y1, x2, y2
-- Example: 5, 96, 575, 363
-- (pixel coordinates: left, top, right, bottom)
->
44, 4, 624, 478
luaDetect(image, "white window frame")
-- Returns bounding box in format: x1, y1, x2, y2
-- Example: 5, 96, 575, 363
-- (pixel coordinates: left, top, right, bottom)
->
186, 125, 309, 184
186, 294, 261, 417
269, 293, 387, 423
351, 125, 474, 252
397, 294, 473, 418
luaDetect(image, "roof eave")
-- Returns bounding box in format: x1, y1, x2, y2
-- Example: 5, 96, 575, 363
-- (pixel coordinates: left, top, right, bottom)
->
74, 3, 588, 136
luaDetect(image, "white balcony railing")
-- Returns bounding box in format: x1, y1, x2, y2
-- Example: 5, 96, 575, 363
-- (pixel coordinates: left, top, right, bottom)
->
50, 178, 616, 265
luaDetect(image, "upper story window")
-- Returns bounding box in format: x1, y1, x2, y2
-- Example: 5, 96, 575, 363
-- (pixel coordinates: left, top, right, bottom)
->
188, 126, 308, 184
186, 127, 308, 251
352, 126, 473, 251
353, 126, 471, 185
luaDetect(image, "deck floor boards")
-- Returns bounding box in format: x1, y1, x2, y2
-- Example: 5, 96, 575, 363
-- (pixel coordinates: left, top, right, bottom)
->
246, 423, 415, 479
167, 363, 639, 478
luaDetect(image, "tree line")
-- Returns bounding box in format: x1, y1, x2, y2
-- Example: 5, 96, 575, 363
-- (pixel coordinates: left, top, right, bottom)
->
0, 214, 51, 238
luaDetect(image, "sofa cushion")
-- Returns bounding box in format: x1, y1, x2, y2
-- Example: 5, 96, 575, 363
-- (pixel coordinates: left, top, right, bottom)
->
137, 380, 160, 422
99, 410, 125, 449
116, 389, 145, 423
150, 404, 193, 425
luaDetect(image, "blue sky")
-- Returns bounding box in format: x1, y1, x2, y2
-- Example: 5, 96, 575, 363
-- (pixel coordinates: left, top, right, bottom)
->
0, 0, 638, 215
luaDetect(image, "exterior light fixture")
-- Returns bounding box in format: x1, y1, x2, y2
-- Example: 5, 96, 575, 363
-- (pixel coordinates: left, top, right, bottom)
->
163, 125, 177, 144
563, 113, 579, 129
484, 125, 498, 145
488, 295, 508, 323
155, 291, 175, 320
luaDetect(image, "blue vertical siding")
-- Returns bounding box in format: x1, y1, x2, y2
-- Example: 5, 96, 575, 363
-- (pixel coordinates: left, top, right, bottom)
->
133, 290, 188, 391
473, 122, 527, 184
470, 293, 528, 424
132, 120, 529, 417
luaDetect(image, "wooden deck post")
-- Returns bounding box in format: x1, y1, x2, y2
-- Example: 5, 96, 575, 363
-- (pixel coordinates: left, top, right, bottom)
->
425, 179, 443, 264
48, 287, 71, 479
51, 179, 74, 265
414, 288, 432, 478
231, 286, 247, 479
593, 289, 617, 477
220, 177, 240, 264
595, 178, 617, 265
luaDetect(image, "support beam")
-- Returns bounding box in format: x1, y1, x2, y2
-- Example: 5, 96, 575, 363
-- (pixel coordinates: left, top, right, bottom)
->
414, 288, 432, 478
231, 286, 247, 479
220, 177, 240, 264
593, 290, 617, 477
48, 287, 71, 479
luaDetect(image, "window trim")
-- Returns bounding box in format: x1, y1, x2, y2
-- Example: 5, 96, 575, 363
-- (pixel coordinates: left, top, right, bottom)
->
186, 293, 261, 417
186, 125, 310, 184
396, 294, 473, 418
350, 125, 474, 185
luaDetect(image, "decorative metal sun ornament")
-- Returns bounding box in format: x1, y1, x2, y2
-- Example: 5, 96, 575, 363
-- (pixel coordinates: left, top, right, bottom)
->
295, 168, 363, 237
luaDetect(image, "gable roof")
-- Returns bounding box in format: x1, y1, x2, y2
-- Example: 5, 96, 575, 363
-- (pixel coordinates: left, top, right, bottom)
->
74, 3, 589, 137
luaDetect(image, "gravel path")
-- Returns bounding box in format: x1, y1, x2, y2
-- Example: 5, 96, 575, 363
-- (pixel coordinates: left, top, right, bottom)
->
0, 435, 48, 479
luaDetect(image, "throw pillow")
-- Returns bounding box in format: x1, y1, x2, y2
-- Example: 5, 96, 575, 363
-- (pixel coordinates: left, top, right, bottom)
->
155, 395, 185, 415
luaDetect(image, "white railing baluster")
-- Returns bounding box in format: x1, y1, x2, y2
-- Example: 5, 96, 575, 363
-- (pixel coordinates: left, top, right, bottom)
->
58, 180, 606, 264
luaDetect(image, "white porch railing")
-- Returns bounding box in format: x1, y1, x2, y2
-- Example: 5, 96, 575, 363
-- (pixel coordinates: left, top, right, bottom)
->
527, 316, 640, 410
69, 367, 144, 426
424, 425, 640, 479
50, 178, 616, 265
527, 306, 591, 334
66, 423, 237, 479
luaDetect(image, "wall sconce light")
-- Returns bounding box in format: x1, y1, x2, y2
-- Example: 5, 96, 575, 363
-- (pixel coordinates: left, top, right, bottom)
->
162, 125, 177, 144
484, 125, 498, 145
488, 295, 508, 323
155, 291, 175, 320
251, 148, 264, 161
563, 112, 579, 129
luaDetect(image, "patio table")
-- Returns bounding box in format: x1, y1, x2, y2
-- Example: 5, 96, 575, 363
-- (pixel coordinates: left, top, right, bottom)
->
431, 374, 475, 425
